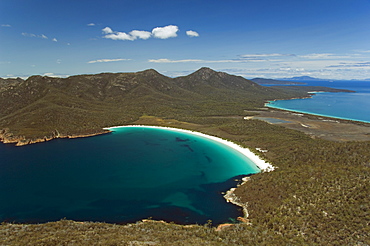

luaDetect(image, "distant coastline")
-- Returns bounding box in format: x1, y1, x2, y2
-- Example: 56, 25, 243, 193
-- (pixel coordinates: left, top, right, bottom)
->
265, 97, 370, 125
264, 79, 369, 124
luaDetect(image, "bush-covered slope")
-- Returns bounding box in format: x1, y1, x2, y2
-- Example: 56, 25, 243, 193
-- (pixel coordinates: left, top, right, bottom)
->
0, 68, 306, 144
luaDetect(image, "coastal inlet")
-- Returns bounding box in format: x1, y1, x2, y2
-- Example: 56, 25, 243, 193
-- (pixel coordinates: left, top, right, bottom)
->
0, 126, 271, 225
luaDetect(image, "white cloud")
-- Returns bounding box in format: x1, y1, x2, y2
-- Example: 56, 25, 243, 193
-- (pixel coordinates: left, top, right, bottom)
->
41, 73, 70, 78
152, 25, 179, 39
104, 32, 136, 41
1, 24, 11, 27
150, 51, 369, 80
240, 53, 295, 60
42, 73, 64, 77
130, 30, 152, 40
87, 58, 131, 64
52, 38, 57, 42
148, 59, 203, 63
326, 61, 370, 68
102, 27, 151, 41
148, 58, 248, 63
186, 30, 199, 37
43, 73, 56, 77
22, 32, 36, 37
87, 23, 96, 26
22, 32, 48, 39
101, 25, 201, 41
102, 27, 113, 34
299, 53, 351, 59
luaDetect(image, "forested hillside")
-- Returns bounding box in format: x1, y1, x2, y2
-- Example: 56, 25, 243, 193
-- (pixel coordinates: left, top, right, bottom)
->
0, 68, 307, 145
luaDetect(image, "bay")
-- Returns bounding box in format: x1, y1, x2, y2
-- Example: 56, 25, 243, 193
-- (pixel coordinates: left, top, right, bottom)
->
0, 126, 260, 225
266, 80, 370, 123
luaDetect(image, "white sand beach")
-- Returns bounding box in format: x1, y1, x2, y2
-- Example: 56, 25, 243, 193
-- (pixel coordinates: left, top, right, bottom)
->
104, 125, 275, 172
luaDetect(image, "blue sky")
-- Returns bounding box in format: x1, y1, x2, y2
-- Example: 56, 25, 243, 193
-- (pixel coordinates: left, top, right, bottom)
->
1, 0, 370, 79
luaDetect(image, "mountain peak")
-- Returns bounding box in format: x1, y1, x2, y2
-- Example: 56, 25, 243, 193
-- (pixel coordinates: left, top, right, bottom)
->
195, 67, 217, 74
189, 67, 218, 80
138, 69, 161, 76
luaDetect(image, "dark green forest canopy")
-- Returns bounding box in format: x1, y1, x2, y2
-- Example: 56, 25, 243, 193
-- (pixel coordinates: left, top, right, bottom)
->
1, 68, 369, 245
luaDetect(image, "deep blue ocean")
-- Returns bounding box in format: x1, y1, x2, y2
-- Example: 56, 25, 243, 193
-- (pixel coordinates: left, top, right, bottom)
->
266, 80, 370, 123
0, 126, 260, 225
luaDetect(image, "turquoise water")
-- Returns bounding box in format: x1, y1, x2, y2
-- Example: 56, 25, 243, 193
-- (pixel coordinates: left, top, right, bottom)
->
0, 126, 260, 224
266, 80, 370, 123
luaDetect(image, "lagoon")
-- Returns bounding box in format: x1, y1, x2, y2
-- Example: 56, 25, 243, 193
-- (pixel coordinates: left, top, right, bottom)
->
0, 126, 265, 225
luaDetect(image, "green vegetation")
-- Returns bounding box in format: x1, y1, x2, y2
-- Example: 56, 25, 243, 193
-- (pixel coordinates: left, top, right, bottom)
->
1, 68, 369, 245
0, 68, 309, 142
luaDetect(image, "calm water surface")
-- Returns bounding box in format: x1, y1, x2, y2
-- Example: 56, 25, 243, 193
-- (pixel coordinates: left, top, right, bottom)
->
0, 127, 260, 224
266, 80, 370, 123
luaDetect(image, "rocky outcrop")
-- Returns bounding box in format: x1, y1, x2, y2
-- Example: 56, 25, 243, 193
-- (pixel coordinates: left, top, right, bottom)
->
224, 177, 251, 220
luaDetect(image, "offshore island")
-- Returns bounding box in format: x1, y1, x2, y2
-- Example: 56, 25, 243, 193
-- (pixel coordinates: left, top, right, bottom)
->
1, 68, 369, 245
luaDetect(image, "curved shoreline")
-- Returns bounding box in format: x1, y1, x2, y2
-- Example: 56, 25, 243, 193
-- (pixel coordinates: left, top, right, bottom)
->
104, 125, 274, 220
265, 102, 370, 124
104, 125, 275, 173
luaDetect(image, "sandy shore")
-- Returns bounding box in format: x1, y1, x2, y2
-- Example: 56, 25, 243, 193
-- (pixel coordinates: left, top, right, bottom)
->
104, 125, 275, 172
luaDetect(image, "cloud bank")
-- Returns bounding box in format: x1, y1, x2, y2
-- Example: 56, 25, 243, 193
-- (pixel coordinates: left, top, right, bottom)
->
102, 25, 186, 41
147, 51, 370, 80
22, 32, 48, 39
148, 58, 243, 63
88, 58, 131, 64
21, 32, 59, 43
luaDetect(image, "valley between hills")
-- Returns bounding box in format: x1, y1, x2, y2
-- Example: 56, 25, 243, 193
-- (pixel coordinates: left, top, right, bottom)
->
1, 68, 369, 245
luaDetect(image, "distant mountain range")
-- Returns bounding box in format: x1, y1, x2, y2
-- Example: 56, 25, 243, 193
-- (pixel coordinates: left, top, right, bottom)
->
280, 76, 325, 81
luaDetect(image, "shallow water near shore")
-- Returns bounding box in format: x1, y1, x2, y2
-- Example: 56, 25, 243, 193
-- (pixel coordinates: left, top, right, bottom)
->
0, 126, 260, 224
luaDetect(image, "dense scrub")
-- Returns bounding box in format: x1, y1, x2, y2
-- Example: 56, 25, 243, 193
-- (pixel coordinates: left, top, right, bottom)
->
0, 68, 312, 141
